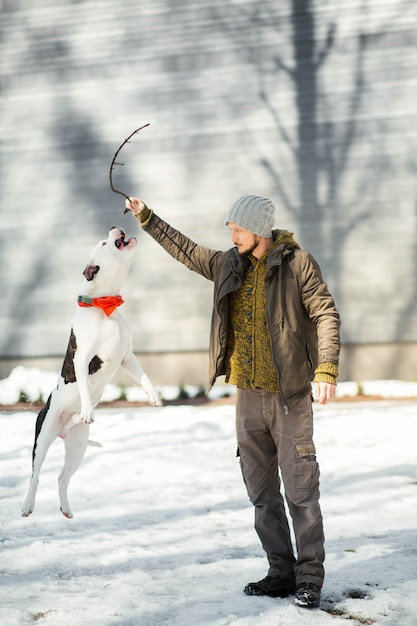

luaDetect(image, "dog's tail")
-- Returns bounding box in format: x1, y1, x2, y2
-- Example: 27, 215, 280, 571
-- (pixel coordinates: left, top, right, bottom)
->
88, 440, 103, 448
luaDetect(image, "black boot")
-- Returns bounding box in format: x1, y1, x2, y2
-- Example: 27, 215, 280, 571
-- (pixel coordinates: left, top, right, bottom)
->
294, 582, 322, 608
244, 574, 296, 598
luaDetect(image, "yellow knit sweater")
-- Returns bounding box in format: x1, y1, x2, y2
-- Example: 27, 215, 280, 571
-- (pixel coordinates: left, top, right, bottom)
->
225, 247, 279, 391
225, 236, 338, 390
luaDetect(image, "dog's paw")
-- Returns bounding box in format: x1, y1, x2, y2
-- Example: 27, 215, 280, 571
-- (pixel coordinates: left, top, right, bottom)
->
78, 410, 94, 424
21, 501, 34, 517
60, 506, 74, 519
139, 376, 162, 406
148, 391, 162, 407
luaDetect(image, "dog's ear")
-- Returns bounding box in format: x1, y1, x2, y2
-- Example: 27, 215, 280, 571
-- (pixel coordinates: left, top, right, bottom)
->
83, 264, 100, 281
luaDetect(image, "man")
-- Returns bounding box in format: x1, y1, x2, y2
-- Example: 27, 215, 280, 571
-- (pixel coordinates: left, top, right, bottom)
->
126, 194, 340, 609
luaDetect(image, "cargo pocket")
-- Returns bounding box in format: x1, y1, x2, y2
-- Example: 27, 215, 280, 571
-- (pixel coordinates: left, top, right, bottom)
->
294, 439, 319, 491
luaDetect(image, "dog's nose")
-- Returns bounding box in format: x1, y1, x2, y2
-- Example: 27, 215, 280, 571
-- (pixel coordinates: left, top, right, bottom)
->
110, 227, 125, 240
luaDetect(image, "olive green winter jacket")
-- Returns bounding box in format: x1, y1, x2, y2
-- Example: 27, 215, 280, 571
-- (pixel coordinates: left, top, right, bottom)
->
136, 209, 341, 411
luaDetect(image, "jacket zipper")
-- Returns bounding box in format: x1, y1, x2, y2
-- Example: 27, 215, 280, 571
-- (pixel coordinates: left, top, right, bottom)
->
266, 263, 289, 415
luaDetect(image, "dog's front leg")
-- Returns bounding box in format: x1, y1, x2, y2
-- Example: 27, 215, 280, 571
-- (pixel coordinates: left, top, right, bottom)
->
73, 350, 95, 423
121, 352, 162, 406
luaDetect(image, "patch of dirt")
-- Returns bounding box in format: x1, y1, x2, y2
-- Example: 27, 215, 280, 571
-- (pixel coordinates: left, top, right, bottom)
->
0, 395, 237, 412
333, 394, 417, 402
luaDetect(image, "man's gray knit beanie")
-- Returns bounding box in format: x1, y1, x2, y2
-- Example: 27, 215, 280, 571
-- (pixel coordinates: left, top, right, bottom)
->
225, 195, 275, 238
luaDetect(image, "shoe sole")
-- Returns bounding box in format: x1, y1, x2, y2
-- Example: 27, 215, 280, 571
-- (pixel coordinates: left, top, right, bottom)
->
294, 597, 320, 609
244, 589, 295, 598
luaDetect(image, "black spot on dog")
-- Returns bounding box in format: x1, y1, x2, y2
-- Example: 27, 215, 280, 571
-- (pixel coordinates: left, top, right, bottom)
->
88, 355, 103, 375
61, 329, 77, 384
32, 393, 52, 466
61, 329, 103, 383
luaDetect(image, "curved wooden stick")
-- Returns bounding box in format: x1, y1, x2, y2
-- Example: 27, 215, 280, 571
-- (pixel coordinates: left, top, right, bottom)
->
109, 123, 150, 213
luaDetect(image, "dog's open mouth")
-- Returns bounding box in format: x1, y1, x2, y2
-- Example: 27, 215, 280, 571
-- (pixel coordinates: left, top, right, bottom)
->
115, 234, 137, 249
110, 227, 137, 249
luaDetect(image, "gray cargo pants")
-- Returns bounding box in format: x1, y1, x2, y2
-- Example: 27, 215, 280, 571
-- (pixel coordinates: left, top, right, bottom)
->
236, 388, 324, 586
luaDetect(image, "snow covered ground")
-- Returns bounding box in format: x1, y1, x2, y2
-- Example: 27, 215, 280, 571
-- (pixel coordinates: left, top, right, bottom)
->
1, 368, 417, 625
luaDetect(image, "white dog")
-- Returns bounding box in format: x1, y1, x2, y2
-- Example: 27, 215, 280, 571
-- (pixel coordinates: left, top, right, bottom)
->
22, 227, 161, 518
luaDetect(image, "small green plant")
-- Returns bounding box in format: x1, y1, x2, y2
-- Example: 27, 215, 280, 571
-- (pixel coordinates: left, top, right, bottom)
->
19, 390, 29, 403
33, 610, 53, 621
195, 385, 205, 398
117, 387, 127, 401
177, 385, 189, 400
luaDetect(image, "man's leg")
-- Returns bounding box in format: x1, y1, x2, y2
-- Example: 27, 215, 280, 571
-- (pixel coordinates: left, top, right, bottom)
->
272, 392, 325, 588
236, 388, 296, 596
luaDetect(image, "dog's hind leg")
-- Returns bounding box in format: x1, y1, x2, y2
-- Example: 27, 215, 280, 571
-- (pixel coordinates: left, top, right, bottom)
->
22, 402, 62, 517
58, 422, 89, 518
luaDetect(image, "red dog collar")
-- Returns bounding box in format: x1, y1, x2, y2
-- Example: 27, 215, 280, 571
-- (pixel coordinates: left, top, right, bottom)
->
77, 295, 124, 317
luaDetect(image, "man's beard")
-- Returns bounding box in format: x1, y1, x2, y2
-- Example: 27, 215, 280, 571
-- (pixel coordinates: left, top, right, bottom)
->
237, 237, 259, 257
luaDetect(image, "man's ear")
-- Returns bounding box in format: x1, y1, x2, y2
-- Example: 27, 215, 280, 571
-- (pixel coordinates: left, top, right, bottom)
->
83, 264, 100, 281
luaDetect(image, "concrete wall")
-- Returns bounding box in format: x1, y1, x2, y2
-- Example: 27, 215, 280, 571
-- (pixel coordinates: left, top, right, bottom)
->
1, 0, 417, 381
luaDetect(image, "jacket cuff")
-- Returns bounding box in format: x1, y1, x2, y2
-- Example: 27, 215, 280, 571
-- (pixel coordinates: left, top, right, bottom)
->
314, 361, 339, 385
134, 205, 153, 228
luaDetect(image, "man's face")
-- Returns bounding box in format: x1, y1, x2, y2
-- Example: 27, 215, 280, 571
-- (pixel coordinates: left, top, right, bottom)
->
227, 222, 260, 257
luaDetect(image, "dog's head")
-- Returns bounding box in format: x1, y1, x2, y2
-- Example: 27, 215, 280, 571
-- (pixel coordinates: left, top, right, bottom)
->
82, 227, 138, 294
